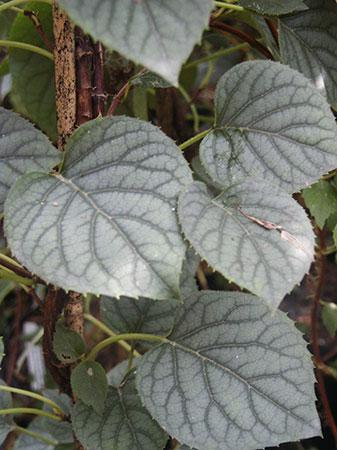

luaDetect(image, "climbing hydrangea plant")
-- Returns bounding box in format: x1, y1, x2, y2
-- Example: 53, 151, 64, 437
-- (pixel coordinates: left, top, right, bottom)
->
1, 0, 337, 449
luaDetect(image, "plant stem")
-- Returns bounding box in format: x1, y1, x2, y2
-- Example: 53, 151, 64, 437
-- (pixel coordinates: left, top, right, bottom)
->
84, 313, 141, 356
86, 333, 166, 361
0, 407, 62, 421
179, 128, 212, 151
311, 231, 337, 446
15, 426, 58, 446
0, 268, 33, 286
184, 43, 248, 69
0, 385, 65, 416
214, 1, 244, 11
0, 0, 51, 11
211, 21, 273, 60
178, 84, 199, 132
0, 40, 53, 60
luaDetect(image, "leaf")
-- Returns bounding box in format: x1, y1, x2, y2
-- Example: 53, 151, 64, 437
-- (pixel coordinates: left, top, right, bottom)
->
303, 180, 337, 229
53, 321, 85, 364
0, 380, 13, 445
14, 417, 56, 450
131, 72, 171, 89
178, 180, 314, 307
279, 0, 337, 109
8, 2, 56, 140
179, 247, 200, 298
101, 296, 178, 338
57, 0, 213, 86
238, 0, 308, 15
4, 116, 192, 300
41, 390, 74, 445
136, 291, 321, 450
71, 361, 108, 415
72, 369, 168, 450
199, 60, 337, 193
0, 107, 60, 210
322, 302, 337, 337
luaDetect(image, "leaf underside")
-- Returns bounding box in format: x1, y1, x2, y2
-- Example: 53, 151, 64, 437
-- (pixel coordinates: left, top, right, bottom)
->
136, 291, 321, 450
200, 60, 337, 193
4, 116, 192, 300
178, 180, 314, 307
57, 0, 213, 85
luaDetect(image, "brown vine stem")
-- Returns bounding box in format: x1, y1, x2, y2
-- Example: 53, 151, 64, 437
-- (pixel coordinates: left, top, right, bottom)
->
311, 230, 337, 445
211, 20, 273, 60
93, 42, 105, 116
24, 9, 54, 52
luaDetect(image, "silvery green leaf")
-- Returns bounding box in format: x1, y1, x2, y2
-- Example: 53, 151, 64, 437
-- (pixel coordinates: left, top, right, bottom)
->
57, 0, 213, 86
0, 107, 60, 210
0, 380, 13, 445
101, 296, 177, 338
4, 116, 192, 299
8, 2, 56, 140
200, 61, 337, 193
136, 291, 321, 450
179, 247, 200, 298
178, 180, 314, 307
238, 0, 308, 15
14, 417, 57, 450
72, 372, 168, 450
279, 0, 337, 109
41, 390, 73, 444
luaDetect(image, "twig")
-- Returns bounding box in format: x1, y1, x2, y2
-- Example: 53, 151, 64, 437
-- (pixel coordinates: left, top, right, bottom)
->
75, 28, 94, 125
93, 42, 105, 116
311, 230, 337, 445
24, 10, 54, 52
107, 79, 131, 115
211, 20, 273, 60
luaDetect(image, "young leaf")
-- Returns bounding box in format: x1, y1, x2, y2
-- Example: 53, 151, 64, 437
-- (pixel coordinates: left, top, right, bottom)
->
71, 361, 108, 415
303, 180, 337, 229
279, 0, 337, 109
200, 60, 337, 193
0, 108, 60, 210
322, 302, 337, 337
57, 0, 213, 86
238, 0, 308, 15
53, 321, 85, 364
4, 116, 192, 300
136, 291, 321, 450
178, 180, 314, 307
8, 2, 56, 140
72, 369, 168, 450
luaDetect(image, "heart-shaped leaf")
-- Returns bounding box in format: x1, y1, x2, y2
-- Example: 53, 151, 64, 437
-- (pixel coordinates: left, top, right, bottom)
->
53, 321, 85, 364
72, 369, 168, 450
136, 291, 321, 450
280, 0, 337, 109
0, 107, 60, 210
4, 116, 192, 300
200, 60, 337, 193
238, 0, 308, 15
8, 2, 56, 140
57, 0, 213, 86
303, 180, 337, 229
178, 180, 314, 307
71, 361, 108, 415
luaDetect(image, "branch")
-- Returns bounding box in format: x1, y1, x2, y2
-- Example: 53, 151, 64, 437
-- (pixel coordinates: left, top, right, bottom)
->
211, 20, 273, 60
311, 231, 337, 445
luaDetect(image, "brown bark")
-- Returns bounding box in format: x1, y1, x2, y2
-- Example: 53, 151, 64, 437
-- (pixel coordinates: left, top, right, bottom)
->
75, 28, 94, 125
52, 1, 76, 148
